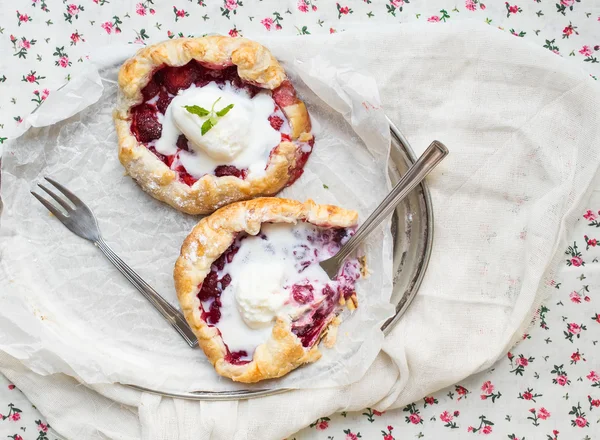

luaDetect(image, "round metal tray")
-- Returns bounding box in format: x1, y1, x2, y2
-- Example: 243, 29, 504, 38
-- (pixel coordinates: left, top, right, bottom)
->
124, 119, 434, 400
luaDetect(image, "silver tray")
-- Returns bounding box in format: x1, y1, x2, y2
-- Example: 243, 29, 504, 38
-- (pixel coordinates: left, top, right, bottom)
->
124, 119, 434, 400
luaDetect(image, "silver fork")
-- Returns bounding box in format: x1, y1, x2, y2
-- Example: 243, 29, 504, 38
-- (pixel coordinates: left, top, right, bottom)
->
31, 177, 198, 348
320, 140, 449, 279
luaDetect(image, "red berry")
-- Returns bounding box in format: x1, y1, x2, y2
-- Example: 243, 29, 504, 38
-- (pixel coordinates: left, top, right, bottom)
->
141, 79, 160, 100
268, 115, 284, 131
207, 299, 221, 324
162, 62, 199, 94
291, 284, 314, 304
147, 146, 174, 167
175, 165, 198, 186
176, 134, 190, 151
198, 271, 219, 302
214, 165, 247, 179
220, 273, 232, 289
156, 89, 172, 114
225, 350, 249, 365
286, 148, 311, 186
272, 80, 298, 108
131, 104, 162, 143
181, 172, 197, 186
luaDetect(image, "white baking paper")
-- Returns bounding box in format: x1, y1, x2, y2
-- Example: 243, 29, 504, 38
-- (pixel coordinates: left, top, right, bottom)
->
0, 49, 395, 392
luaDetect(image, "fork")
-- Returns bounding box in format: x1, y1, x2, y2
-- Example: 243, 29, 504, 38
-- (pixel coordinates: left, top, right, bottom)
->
320, 140, 449, 279
31, 177, 198, 348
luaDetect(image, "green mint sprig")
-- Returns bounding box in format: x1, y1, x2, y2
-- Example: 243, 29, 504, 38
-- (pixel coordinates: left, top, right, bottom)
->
183, 97, 235, 135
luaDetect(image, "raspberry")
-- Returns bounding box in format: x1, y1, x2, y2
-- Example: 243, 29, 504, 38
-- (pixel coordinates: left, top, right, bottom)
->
214, 165, 247, 179
130, 104, 162, 143
272, 80, 298, 108
268, 115, 284, 131
291, 284, 314, 304
162, 62, 199, 94
141, 79, 160, 100
220, 273, 232, 289
175, 165, 198, 186
180, 171, 197, 186
198, 271, 219, 302
225, 350, 250, 365
176, 134, 190, 151
156, 90, 172, 114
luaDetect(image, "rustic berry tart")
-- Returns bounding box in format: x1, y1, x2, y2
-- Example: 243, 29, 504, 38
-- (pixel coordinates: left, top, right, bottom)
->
114, 36, 313, 214
174, 198, 365, 383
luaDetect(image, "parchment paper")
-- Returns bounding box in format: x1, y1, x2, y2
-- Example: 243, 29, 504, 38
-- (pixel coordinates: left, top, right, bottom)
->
0, 49, 395, 392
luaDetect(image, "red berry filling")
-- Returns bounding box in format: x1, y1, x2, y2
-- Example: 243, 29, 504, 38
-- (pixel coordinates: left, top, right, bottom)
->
272, 80, 299, 108
197, 238, 242, 324
162, 63, 200, 94
132, 61, 313, 185
268, 115, 284, 131
141, 79, 161, 100
287, 136, 315, 186
175, 165, 198, 187
131, 104, 162, 143
224, 350, 250, 365
291, 283, 314, 304
214, 165, 247, 179
196, 225, 357, 364
148, 147, 175, 168
156, 90, 173, 115
291, 286, 338, 347
176, 134, 190, 152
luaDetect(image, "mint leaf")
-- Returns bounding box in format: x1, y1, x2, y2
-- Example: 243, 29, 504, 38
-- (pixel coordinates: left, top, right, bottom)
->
216, 103, 234, 117
184, 105, 210, 117
210, 96, 222, 112
187, 98, 234, 135
201, 119, 214, 135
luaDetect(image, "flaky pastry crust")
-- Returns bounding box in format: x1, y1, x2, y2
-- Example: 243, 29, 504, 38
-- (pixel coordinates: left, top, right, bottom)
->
114, 36, 313, 214
174, 198, 359, 383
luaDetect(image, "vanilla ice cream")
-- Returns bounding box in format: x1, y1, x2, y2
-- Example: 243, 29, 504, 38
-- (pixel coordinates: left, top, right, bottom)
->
153, 82, 281, 178
171, 86, 251, 161
234, 261, 288, 329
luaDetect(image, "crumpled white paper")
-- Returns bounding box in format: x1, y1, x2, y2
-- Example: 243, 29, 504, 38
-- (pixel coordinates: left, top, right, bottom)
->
0, 49, 395, 392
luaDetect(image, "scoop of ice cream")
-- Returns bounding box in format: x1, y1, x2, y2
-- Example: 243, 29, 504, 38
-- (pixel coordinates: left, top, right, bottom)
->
152, 81, 282, 178
170, 85, 252, 161
234, 261, 288, 329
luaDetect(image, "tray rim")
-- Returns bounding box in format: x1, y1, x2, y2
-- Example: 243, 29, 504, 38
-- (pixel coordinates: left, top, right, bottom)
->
121, 119, 434, 401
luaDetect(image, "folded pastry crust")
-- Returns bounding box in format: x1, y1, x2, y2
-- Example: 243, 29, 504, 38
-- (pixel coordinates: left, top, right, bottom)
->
114, 36, 313, 215
174, 198, 359, 383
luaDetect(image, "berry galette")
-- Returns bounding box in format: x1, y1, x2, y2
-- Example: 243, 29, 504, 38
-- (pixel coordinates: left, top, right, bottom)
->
174, 198, 364, 383
114, 36, 313, 214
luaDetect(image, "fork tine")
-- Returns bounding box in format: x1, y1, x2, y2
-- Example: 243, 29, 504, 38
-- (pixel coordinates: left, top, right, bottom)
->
38, 183, 73, 212
31, 191, 68, 221
44, 177, 84, 207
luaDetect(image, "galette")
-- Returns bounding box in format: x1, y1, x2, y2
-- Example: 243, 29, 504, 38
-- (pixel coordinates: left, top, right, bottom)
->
114, 36, 313, 215
174, 198, 364, 383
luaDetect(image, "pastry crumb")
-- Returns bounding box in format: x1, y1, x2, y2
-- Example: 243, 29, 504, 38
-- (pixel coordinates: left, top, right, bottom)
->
346, 294, 358, 311
359, 255, 369, 278
322, 317, 341, 348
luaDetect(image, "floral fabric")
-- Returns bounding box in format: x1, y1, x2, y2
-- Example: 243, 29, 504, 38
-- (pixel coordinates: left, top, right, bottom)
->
1, 1, 599, 439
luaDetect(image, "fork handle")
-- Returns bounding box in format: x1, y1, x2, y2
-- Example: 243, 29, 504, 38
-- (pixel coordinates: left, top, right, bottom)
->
333, 140, 448, 266
95, 238, 199, 348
